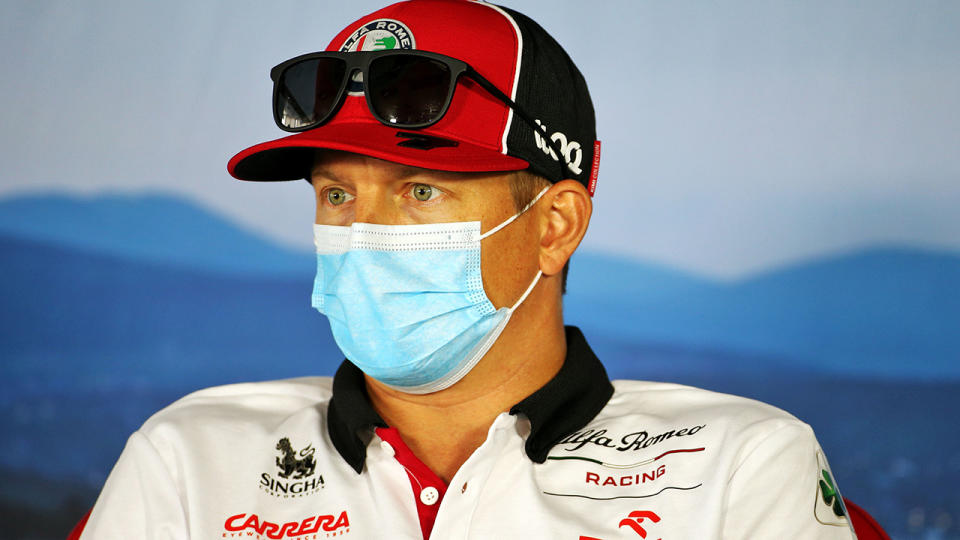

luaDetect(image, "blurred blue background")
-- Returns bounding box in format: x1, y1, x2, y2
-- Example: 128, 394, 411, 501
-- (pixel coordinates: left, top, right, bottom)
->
1, 1, 958, 538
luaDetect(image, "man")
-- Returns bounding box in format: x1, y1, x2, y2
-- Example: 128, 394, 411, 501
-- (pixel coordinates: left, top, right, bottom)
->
79, 1, 857, 538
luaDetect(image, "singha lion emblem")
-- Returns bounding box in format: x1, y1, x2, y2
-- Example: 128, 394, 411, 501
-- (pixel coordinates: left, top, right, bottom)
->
275, 437, 316, 479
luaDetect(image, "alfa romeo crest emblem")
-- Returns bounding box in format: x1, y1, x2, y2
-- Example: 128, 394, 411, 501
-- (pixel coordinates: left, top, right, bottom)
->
340, 19, 416, 94
340, 19, 415, 52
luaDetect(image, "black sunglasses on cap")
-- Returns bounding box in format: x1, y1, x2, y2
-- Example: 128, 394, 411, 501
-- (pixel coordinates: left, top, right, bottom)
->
270, 50, 564, 172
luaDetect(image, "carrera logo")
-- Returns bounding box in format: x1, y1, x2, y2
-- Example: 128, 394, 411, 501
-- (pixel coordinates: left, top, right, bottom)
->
533, 119, 583, 176
260, 437, 324, 498
223, 511, 349, 538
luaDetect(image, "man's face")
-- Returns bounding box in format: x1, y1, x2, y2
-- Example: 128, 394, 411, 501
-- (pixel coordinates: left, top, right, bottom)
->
310, 150, 544, 309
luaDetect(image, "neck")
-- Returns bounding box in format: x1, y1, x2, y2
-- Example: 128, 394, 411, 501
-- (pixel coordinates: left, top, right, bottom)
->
365, 283, 566, 484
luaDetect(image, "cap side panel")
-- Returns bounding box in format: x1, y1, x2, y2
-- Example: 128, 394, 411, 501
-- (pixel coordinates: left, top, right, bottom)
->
497, 6, 597, 187
478, 2, 523, 156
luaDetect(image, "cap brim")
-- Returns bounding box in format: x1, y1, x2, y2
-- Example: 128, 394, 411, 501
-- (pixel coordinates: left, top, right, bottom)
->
228, 120, 530, 182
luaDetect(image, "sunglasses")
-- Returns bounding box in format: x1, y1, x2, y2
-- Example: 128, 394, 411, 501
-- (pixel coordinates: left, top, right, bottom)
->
270, 50, 564, 170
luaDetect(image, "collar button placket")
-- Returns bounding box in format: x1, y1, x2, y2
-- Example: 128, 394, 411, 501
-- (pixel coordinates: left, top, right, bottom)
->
326, 327, 616, 539
435, 414, 516, 539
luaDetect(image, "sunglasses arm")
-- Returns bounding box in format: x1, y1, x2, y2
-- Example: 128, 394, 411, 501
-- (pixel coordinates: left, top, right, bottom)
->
466, 68, 567, 181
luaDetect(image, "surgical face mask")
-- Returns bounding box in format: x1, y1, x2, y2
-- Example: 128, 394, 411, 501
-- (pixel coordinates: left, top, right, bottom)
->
311, 187, 548, 394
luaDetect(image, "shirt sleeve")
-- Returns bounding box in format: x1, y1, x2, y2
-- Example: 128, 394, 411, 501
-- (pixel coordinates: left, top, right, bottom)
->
722, 421, 858, 539
80, 430, 188, 539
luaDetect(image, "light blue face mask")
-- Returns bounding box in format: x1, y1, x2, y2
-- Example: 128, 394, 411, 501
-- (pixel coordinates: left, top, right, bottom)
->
311, 188, 548, 394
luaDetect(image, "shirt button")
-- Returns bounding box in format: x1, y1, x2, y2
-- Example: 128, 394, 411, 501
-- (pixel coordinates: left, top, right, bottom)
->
420, 486, 440, 506
380, 441, 395, 457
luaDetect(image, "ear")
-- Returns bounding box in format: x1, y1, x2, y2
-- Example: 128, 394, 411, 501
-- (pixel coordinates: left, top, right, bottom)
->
538, 179, 593, 277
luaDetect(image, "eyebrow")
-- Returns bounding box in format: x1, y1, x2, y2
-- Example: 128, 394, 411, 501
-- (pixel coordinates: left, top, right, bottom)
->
309, 166, 341, 184
310, 164, 472, 185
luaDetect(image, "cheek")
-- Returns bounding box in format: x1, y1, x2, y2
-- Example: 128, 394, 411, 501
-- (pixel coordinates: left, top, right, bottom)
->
479, 223, 541, 308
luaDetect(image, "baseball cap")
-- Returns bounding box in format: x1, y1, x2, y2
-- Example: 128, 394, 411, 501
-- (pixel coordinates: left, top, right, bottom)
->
227, 0, 600, 195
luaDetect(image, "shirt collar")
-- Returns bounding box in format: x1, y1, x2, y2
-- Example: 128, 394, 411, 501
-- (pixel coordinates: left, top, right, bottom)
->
327, 325, 614, 473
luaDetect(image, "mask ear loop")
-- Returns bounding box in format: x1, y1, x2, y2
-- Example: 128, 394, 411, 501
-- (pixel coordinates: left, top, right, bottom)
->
510, 270, 542, 311
478, 186, 551, 240
475, 185, 550, 311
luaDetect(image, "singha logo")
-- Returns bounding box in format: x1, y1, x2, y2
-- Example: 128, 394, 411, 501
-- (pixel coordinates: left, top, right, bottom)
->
276, 437, 316, 479
259, 437, 324, 498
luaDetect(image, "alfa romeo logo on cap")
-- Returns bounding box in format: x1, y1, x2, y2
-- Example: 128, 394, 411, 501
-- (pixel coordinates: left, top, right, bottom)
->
340, 19, 415, 52
341, 19, 415, 94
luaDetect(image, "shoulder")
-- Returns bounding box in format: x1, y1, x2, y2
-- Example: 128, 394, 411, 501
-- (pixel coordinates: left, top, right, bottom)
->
606, 379, 802, 427
138, 377, 334, 440
563, 379, 815, 458
82, 378, 339, 537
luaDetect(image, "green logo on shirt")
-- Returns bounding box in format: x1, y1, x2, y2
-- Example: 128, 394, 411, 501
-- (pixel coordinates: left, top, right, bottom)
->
818, 469, 847, 517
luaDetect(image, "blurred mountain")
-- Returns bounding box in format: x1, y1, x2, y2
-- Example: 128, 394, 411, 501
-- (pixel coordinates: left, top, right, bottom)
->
565, 246, 960, 378
566, 250, 718, 301
0, 234, 341, 390
0, 193, 312, 277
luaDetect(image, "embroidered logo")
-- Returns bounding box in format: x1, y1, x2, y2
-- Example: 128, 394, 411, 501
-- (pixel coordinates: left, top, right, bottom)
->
814, 450, 849, 527
276, 437, 316, 479
340, 19, 415, 95
223, 511, 350, 538
556, 424, 706, 453
533, 119, 584, 176
340, 19, 415, 52
818, 469, 846, 516
259, 438, 324, 498
577, 510, 661, 540
619, 510, 662, 538
543, 445, 705, 500
586, 464, 666, 488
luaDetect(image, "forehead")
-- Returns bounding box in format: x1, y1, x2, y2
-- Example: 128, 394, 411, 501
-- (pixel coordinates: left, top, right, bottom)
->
310, 150, 517, 187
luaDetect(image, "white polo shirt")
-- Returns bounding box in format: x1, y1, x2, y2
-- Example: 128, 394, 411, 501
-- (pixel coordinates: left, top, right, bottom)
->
81, 327, 856, 539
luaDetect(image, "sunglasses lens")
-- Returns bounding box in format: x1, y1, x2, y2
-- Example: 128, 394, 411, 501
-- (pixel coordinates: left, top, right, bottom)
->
368, 55, 453, 126
275, 58, 347, 130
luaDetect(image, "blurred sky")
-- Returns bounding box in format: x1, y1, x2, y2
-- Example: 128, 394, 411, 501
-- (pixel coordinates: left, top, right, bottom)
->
1, 0, 958, 278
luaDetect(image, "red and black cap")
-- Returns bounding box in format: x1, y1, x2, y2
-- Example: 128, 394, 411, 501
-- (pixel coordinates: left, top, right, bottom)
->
228, 0, 600, 195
